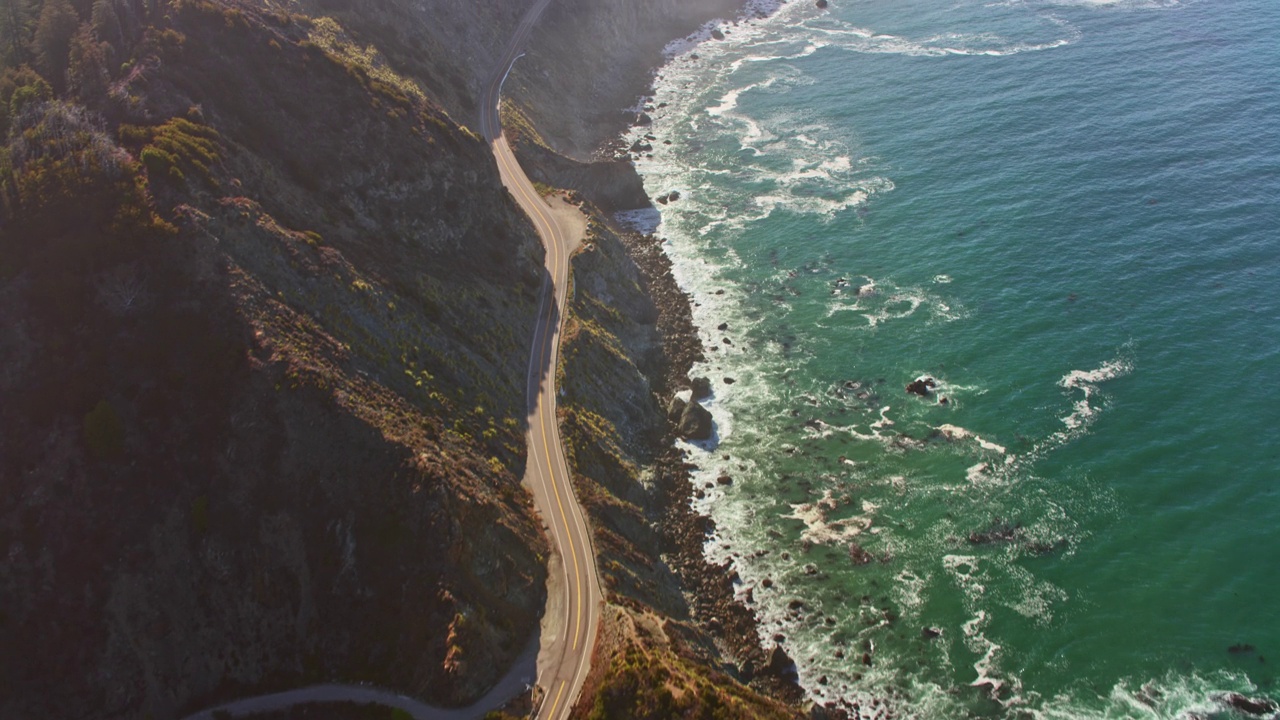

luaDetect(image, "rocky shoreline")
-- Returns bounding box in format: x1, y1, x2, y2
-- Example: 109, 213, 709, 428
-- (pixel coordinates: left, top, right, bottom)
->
593, 3, 888, 716
619, 224, 809, 706
598, 2, 813, 697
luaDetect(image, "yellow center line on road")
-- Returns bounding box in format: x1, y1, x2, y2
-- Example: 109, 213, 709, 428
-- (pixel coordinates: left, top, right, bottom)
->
545, 680, 567, 720
501, 143, 587, 654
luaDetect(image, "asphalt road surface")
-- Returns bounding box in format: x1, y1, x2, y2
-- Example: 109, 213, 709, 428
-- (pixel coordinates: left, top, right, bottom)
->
478, 1, 602, 718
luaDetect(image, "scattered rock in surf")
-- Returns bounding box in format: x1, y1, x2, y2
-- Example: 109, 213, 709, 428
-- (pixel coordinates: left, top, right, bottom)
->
690, 53, 700, 60
849, 543, 874, 566
667, 190, 681, 202
923, 627, 942, 639
1220, 693, 1279, 716
816, 0, 829, 7
690, 376, 712, 400
939, 396, 949, 405
862, 652, 872, 666
678, 400, 713, 440
635, 112, 652, 126
761, 577, 773, 588
1229, 643, 1257, 655
906, 376, 937, 397
629, 140, 652, 154
711, 28, 726, 41
716, 473, 733, 486
723, 377, 736, 384
787, 599, 805, 611
968, 518, 1024, 545
717, 321, 729, 331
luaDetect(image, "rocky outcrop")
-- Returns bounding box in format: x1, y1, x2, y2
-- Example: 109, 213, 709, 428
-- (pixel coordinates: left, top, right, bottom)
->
763, 645, 799, 681
679, 400, 714, 440
906, 376, 937, 397
1221, 693, 1279, 716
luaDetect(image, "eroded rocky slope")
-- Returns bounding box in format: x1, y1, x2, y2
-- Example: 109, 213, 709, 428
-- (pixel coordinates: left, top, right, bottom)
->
0, 1, 548, 716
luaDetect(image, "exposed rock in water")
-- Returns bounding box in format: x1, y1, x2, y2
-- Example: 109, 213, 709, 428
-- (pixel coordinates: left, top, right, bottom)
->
1221, 693, 1279, 716
968, 518, 1024, 545
635, 112, 652, 126
716, 474, 733, 486
816, 0, 830, 7
711, 28, 726, 40
690, 376, 712, 400
906, 376, 937, 397
923, 627, 942, 639
678, 399, 713, 440
848, 543, 874, 566
723, 377, 736, 385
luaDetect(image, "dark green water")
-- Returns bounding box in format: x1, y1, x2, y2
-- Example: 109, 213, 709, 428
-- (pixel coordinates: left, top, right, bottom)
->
622, 0, 1280, 716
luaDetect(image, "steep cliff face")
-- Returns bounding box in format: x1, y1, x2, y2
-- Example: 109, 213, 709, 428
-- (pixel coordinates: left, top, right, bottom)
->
508, 0, 748, 158
301, 0, 749, 159
0, 1, 548, 717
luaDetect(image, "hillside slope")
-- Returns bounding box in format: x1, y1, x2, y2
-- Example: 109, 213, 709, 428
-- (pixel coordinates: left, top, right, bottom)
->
0, 1, 549, 716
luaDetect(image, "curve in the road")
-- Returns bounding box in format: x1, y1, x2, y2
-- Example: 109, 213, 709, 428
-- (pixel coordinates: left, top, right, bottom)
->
181, 1, 600, 719
480, 1, 602, 717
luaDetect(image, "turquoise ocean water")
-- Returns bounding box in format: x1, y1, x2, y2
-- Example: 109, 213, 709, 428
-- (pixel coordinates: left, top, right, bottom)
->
621, 0, 1280, 716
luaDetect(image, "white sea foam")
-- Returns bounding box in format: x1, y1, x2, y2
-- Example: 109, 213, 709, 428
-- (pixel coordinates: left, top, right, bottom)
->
1056, 357, 1133, 432
938, 424, 1008, 454
783, 489, 873, 544
803, 18, 1079, 58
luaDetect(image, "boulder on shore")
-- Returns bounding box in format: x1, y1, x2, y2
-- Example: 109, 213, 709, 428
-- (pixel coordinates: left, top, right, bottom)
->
764, 644, 798, 680
690, 376, 713, 400
679, 400, 713, 440
667, 395, 687, 422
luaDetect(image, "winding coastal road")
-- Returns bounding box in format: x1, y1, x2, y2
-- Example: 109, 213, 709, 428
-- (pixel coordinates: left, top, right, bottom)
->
479, 1, 602, 718
184, 2, 599, 719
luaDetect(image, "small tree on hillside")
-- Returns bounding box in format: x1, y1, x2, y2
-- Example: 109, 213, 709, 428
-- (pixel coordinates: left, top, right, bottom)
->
32, 0, 77, 92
